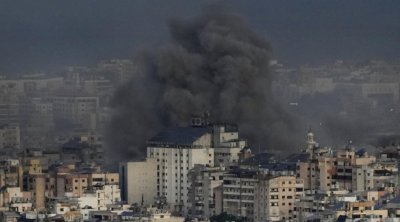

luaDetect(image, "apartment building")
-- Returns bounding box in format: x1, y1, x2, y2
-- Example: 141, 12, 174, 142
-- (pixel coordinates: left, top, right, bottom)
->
223, 169, 304, 222
297, 131, 377, 192
146, 126, 215, 214
187, 165, 224, 219
336, 201, 388, 220
48, 94, 99, 129
254, 176, 304, 222
223, 169, 257, 221
212, 123, 246, 167
119, 158, 157, 205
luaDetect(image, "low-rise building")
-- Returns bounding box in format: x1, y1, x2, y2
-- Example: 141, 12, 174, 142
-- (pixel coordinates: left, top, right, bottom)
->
336, 201, 388, 220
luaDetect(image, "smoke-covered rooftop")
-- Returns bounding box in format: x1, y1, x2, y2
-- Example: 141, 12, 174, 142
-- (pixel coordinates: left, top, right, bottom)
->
147, 126, 211, 147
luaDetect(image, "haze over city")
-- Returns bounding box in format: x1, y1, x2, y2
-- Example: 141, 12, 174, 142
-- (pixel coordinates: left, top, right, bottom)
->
1, 1, 399, 73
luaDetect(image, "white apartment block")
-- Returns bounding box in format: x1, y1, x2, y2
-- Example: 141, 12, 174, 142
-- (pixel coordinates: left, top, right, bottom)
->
120, 122, 246, 215
146, 126, 215, 214
76, 184, 121, 210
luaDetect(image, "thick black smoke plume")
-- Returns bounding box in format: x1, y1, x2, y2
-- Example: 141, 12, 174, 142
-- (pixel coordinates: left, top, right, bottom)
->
106, 10, 299, 161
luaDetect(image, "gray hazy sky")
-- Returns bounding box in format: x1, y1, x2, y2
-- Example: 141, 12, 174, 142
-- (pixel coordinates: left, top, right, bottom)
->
1, 0, 399, 74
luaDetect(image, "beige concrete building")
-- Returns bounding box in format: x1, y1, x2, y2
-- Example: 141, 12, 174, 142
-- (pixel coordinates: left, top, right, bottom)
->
212, 124, 246, 167
119, 158, 157, 206
65, 174, 89, 197
254, 176, 304, 222
24, 159, 42, 175
296, 131, 377, 192
336, 201, 388, 220
223, 169, 304, 222
89, 172, 119, 186
34, 174, 46, 210
187, 165, 224, 219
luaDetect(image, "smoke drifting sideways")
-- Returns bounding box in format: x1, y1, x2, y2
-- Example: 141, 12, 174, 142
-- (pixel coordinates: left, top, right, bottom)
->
106, 10, 299, 162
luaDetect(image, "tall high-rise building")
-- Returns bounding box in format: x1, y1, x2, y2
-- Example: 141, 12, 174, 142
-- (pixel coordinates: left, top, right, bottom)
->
120, 121, 246, 216
146, 126, 215, 214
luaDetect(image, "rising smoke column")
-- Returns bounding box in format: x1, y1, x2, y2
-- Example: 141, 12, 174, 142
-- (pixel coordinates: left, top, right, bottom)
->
106, 10, 299, 162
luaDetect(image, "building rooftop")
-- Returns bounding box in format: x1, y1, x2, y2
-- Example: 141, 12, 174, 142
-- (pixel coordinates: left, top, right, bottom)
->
387, 195, 400, 204
225, 167, 260, 178
119, 211, 137, 217
242, 153, 275, 166
284, 153, 310, 163
147, 126, 211, 147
